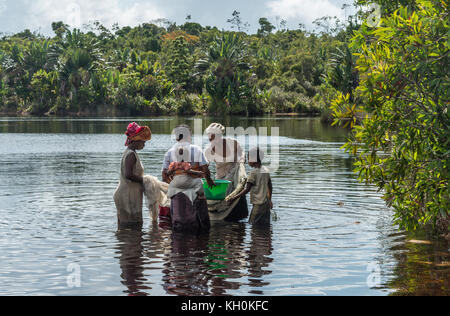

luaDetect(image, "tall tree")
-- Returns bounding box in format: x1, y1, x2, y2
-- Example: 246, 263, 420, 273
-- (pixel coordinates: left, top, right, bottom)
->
166, 36, 191, 89
257, 18, 275, 37
195, 32, 252, 114
227, 10, 250, 33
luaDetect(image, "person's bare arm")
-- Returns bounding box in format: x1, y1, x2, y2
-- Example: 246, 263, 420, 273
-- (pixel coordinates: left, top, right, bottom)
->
186, 169, 205, 178
200, 164, 215, 188
162, 169, 172, 184
268, 177, 273, 199
125, 153, 143, 184
233, 139, 239, 162
228, 182, 253, 204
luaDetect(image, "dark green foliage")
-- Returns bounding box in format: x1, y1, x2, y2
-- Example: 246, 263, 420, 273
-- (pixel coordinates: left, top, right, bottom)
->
195, 33, 253, 114
165, 37, 191, 89
332, 0, 449, 234
257, 18, 276, 37
327, 45, 359, 101
0, 15, 358, 116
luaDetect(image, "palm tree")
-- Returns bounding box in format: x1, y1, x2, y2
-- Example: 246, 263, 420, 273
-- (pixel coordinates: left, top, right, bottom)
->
48, 29, 104, 109
0, 49, 13, 78
327, 45, 359, 101
22, 40, 51, 73
0, 41, 51, 105
58, 48, 95, 99
194, 32, 251, 113
195, 32, 250, 76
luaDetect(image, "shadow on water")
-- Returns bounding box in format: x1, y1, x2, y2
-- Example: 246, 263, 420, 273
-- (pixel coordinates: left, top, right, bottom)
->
116, 222, 273, 296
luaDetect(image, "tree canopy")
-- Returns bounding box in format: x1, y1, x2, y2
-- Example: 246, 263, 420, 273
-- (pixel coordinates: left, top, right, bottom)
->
331, 0, 449, 234
0, 13, 355, 116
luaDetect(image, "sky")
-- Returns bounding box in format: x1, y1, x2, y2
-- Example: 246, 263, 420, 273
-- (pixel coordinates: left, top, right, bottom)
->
0, 0, 356, 36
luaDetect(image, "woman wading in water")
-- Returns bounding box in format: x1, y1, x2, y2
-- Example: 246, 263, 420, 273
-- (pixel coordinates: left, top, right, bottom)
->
114, 122, 152, 228
204, 123, 248, 222
162, 125, 215, 234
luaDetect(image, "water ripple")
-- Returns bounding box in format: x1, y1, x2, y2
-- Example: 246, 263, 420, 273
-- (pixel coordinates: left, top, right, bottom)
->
0, 120, 448, 296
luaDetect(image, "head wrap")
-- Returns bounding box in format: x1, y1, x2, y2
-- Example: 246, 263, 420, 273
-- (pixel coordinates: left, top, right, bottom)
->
205, 123, 225, 137
173, 125, 192, 143
125, 122, 152, 146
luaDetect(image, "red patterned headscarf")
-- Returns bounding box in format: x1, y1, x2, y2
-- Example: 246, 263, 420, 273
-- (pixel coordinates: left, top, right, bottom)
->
125, 122, 152, 146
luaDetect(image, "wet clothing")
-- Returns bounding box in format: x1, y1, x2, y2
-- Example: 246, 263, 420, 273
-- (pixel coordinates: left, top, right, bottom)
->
163, 141, 210, 233
114, 148, 144, 226
249, 200, 271, 226
143, 175, 169, 220
206, 139, 248, 222
170, 193, 210, 234
247, 166, 272, 226
208, 162, 249, 222
247, 166, 271, 205
167, 174, 204, 204
224, 195, 249, 222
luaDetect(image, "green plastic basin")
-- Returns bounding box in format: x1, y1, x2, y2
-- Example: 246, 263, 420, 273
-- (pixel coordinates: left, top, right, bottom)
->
202, 179, 231, 201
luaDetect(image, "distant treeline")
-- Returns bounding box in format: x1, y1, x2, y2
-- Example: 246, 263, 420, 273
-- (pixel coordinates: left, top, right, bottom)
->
0, 11, 359, 117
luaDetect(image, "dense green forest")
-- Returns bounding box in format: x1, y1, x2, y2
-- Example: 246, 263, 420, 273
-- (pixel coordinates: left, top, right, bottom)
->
0, 6, 360, 117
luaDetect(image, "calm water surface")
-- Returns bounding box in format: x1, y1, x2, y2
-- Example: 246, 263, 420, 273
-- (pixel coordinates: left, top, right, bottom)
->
0, 116, 448, 296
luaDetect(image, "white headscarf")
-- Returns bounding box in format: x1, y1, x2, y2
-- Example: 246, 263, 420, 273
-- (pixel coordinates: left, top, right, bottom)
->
205, 123, 225, 136
173, 125, 192, 143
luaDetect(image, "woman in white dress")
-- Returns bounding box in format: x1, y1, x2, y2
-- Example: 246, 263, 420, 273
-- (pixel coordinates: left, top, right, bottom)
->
204, 123, 249, 222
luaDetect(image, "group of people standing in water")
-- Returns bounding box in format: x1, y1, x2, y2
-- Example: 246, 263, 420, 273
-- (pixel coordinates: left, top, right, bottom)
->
114, 122, 273, 233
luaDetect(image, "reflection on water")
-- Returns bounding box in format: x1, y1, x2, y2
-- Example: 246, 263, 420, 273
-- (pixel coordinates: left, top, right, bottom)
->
386, 234, 450, 296
115, 222, 272, 296
0, 116, 348, 142
0, 117, 448, 296
116, 229, 147, 296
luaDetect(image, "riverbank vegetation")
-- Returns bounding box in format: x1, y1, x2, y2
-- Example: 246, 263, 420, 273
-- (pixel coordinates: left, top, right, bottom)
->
331, 0, 449, 236
0, 10, 358, 117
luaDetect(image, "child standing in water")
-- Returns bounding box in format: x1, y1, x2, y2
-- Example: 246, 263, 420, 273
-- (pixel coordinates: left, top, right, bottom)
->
228, 147, 273, 226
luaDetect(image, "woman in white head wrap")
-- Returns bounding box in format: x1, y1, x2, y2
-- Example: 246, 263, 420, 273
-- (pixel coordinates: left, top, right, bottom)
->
204, 123, 248, 222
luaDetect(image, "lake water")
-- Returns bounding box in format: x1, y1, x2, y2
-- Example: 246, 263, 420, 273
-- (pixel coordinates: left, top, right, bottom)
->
0, 116, 448, 296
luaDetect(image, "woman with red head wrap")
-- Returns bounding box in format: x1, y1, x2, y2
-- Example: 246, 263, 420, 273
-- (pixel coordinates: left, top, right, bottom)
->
124, 122, 152, 146
114, 122, 152, 227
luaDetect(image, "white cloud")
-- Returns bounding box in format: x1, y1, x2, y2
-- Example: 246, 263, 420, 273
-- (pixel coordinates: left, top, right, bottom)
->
266, 0, 344, 26
0, 0, 6, 15
24, 0, 165, 33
